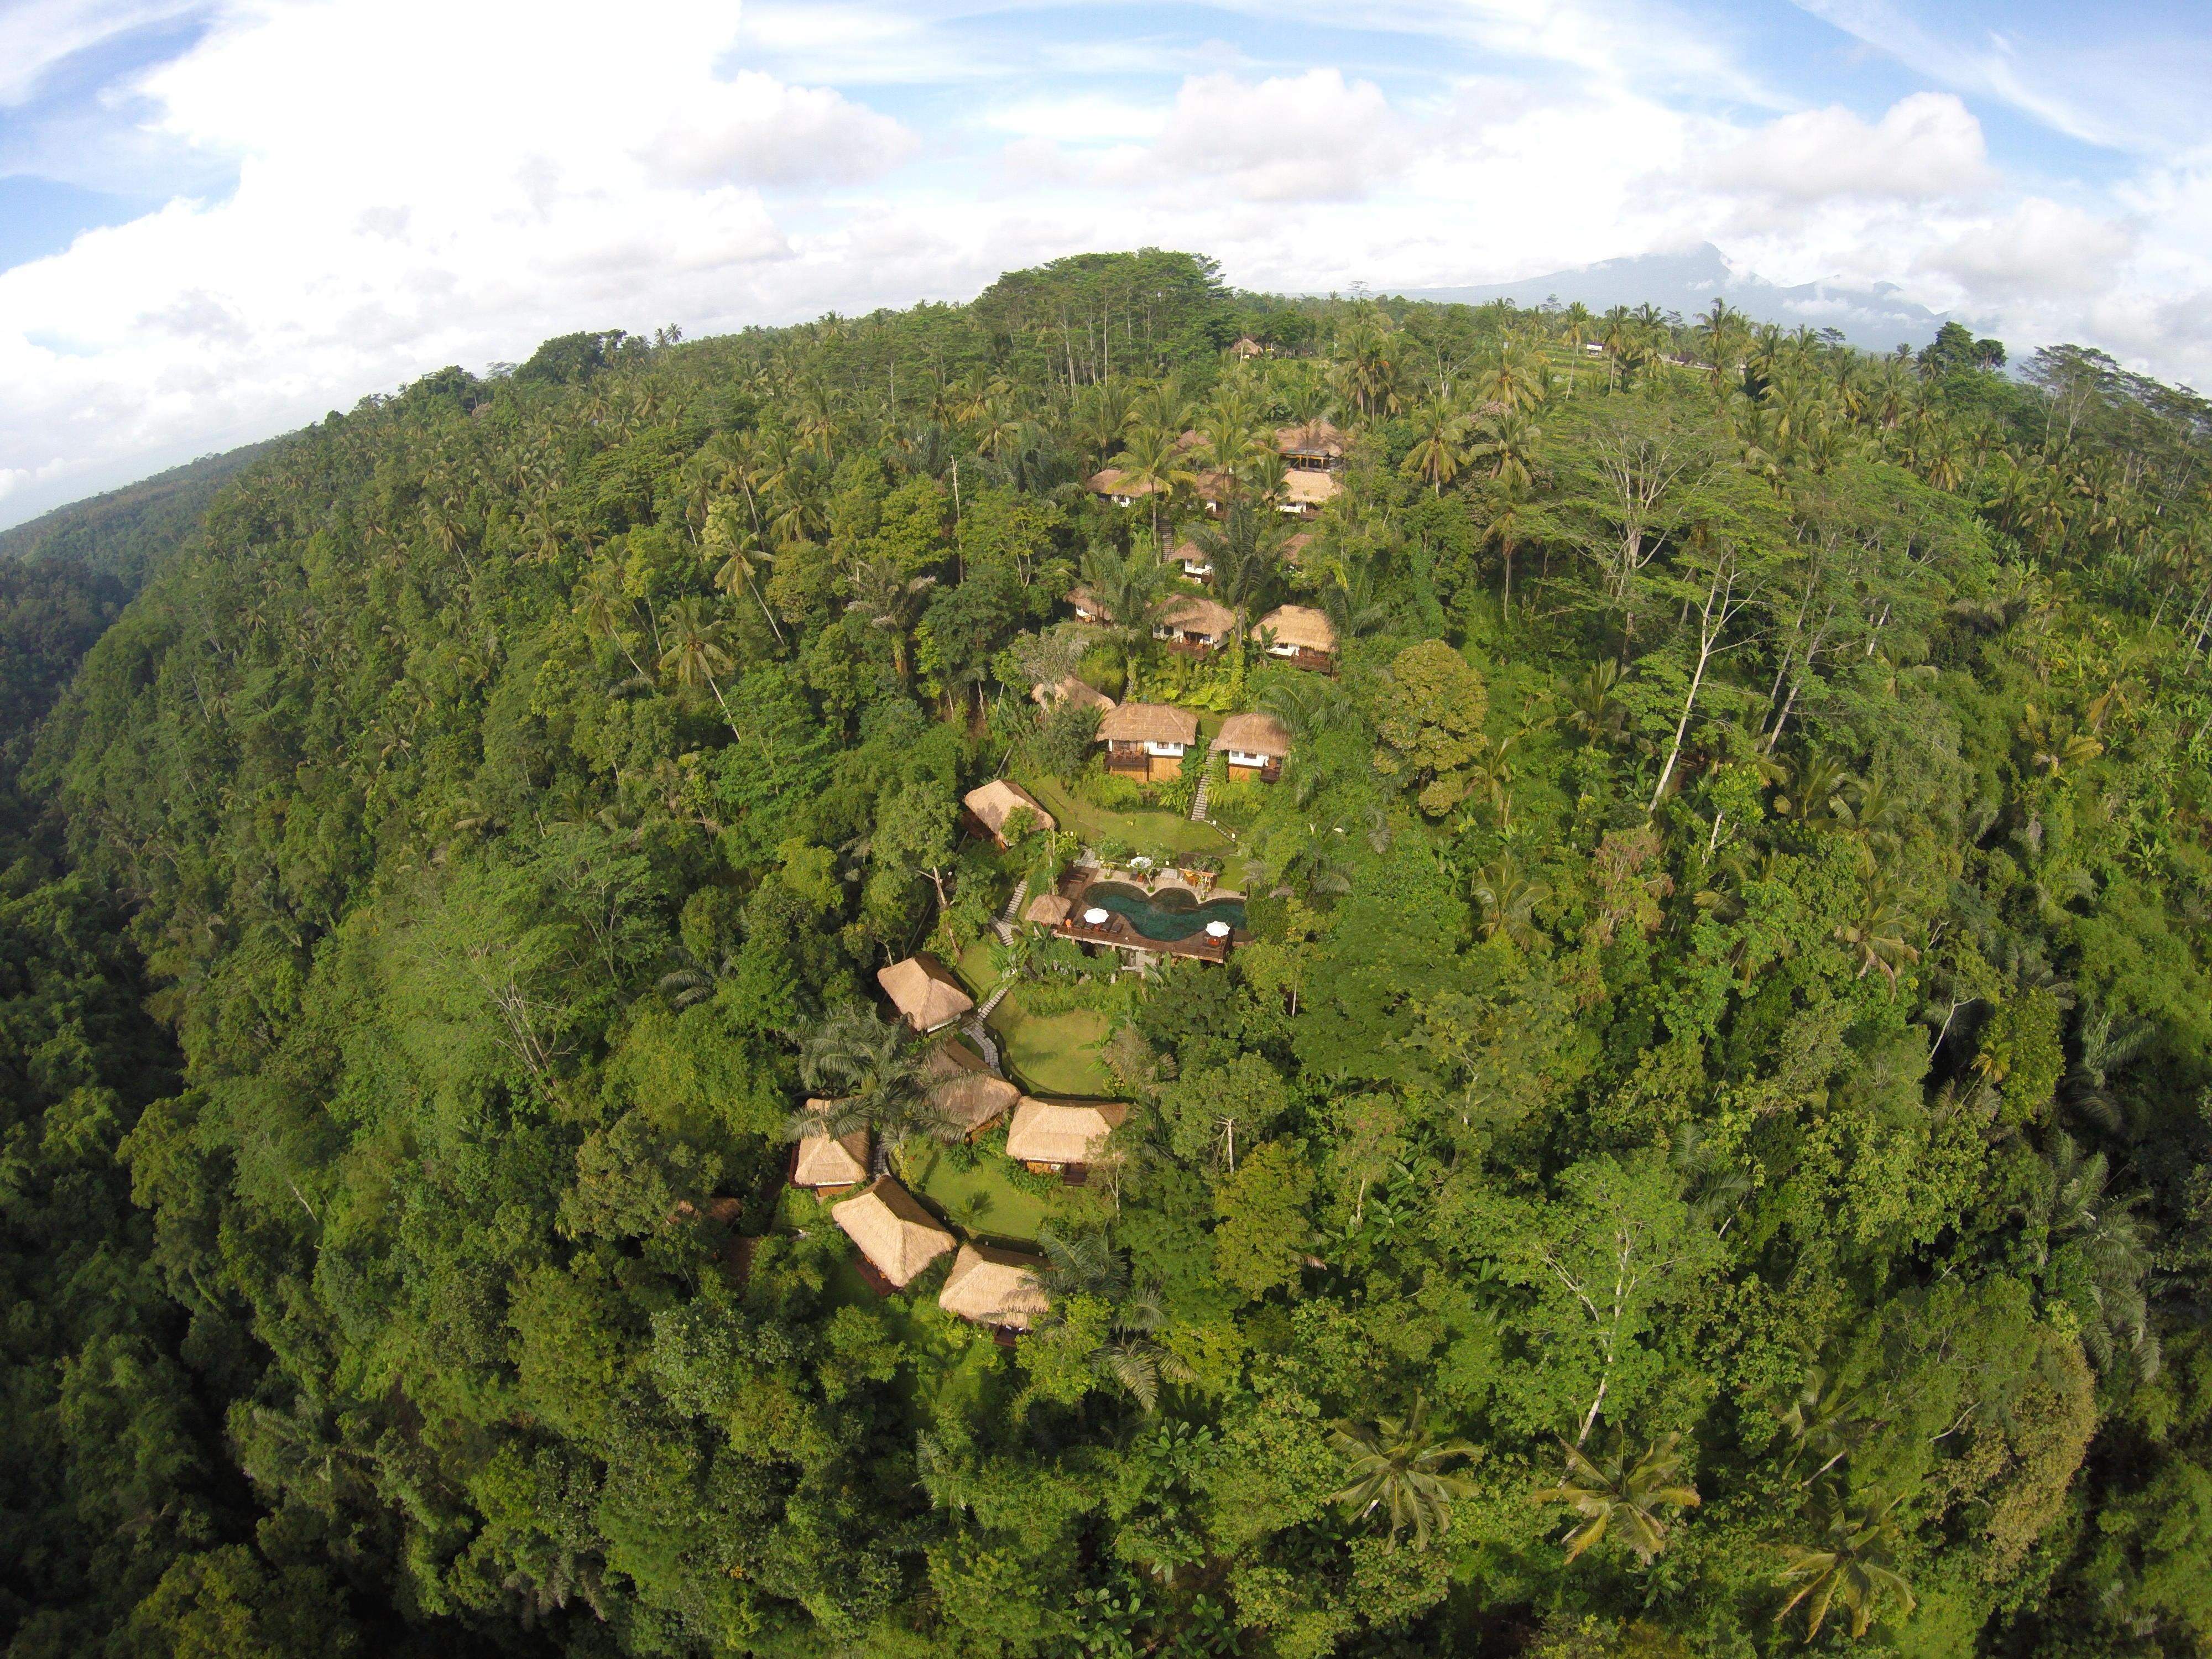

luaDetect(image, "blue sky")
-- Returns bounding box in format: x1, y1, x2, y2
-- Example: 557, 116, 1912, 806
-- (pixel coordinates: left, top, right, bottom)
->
2, 0, 2208, 526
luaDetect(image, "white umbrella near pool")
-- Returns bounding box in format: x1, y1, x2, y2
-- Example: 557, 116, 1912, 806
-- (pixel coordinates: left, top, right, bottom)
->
1083, 907, 1110, 925
1204, 920, 1231, 938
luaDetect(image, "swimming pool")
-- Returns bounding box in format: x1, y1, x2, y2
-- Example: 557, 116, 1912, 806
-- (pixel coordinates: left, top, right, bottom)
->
1080, 880, 1246, 943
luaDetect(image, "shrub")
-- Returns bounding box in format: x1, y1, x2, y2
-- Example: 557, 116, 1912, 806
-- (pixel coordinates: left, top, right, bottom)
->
1081, 770, 1145, 812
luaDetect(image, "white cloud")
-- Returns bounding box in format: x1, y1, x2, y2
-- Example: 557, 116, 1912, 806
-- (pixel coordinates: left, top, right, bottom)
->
1919, 197, 2137, 300
3, 0, 2212, 528
0, 0, 201, 106
1097, 69, 1411, 203
1707, 92, 1995, 201
639, 71, 915, 186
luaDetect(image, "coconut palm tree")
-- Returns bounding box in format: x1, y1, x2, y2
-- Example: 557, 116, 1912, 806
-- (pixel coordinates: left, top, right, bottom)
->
703, 497, 783, 645
659, 597, 739, 737
1109, 423, 1195, 549
1185, 503, 1287, 651
1533, 1431, 1701, 1565
2025, 1131, 2159, 1374
1774, 1489, 1917, 1640
1404, 400, 1471, 495
844, 556, 936, 681
788, 1005, 943, 1157
1833, 865, 1919, 993
1086, 1293, 1193, 1411
1472, 856, 1550, 951
1561, 660, 1625, 748
1079, 542, 1173, 696
1329, 1394, 1480, 1550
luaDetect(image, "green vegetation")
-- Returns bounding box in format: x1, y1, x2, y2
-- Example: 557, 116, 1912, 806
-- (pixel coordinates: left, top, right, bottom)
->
1018, 769, 1236, 858
907, 1144, 1058, 1244
2, 253, 2212, 1657
990, 994, 1118, 1097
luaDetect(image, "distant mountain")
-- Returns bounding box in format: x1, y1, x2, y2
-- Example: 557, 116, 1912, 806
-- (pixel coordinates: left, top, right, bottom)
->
0, 439, 279, 587
1384, 243, 1953, 356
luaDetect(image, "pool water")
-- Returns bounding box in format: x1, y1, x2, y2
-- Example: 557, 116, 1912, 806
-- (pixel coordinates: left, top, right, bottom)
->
1081, 880, 1246, 942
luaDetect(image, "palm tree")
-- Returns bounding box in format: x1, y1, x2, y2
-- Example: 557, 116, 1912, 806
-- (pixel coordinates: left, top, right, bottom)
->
1329, 1394, 1480, 1550
703, 498, 783, 645
1109, 424, 1195, 549
2020, 703, 2103, 777
1086, 1285, 1193, 1412
1774, 1489, 1917, 1640
1474, 408, 1545, 491
1320, 561, 1390, 647
1532, 1431, 1701, 1565
1775, 1366, 1875, 1487
578, 564, 652, 683
2026, 1131, 2159, 1374
1562, 661, 1625, 751
1037, 1224, 1130, 1300
658, 597, 739, 737
1035, 1230, 1190, 1410
1185, 503, 1287, 654
844, 557, 936, 681
1472, 856, 1550, 951
1079, 542, 1173, 696
1833, 865, 1919, 994
788, 1005, 944, 1160
1404, 400, 1471, 495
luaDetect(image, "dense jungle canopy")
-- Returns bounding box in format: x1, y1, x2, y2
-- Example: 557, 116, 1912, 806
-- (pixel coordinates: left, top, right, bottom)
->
3, 247, 2211, 1658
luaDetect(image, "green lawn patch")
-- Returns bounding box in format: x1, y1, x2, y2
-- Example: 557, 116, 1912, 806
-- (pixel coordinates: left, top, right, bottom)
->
991, 993, 1118, 1097
906, 1144, 1056, 1247
1017, 771, 1234, 859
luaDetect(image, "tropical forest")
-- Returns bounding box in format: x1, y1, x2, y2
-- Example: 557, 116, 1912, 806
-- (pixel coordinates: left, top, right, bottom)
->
4, 248, 2212, 1659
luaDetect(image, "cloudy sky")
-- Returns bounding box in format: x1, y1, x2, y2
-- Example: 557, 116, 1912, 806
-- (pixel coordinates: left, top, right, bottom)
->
2, 0, 2208, 528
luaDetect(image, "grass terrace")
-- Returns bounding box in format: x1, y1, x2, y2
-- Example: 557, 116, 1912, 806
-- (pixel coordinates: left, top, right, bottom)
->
992, 997, 1117, 1097
1016, 771, 1234, 860
906, 1144, 1058, 1246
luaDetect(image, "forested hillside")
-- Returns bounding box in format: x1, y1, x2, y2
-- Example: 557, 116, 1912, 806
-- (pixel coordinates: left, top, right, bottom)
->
6, 251, 2212, 1657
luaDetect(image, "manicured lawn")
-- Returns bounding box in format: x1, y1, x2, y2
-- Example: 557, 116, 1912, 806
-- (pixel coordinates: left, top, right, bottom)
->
1018, 771, 1233, 859
991, 993, 1118, 1097
953, 933, 998, 997
906, 1145, 1055, 1246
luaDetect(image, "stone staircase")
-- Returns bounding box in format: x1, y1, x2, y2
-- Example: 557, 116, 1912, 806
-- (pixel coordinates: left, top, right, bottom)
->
1189, 769, 1211, 822
960, 1015, 1001, 1072
975, 982, 1011, 1019
992, 877, 1029, 945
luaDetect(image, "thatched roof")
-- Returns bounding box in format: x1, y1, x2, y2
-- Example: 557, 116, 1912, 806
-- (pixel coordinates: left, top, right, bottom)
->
1086, 467, 1156, 498
1275, 420, 1348, 459
964, 779, 1055, 839
1284, 530, 1315, 566
1213, 712, 1292, 759
1284, 469, 1340, 508
1068, 586, 1112, 621
878, 954, 974, 1031
1160, 594, 1235, 638
1096, 702, 1198, 745
1005, 1097, 1128, 1166
1032, 675, 1115, 712
1167, 537, 1210, 569
1025, 892, 1072, 926
938, 1243, 1052, 1331
925, 1041, 1020, 1134
831, 1177, 955, 1287
792, 1126, 870, 1187
1259, 605, 1337, 654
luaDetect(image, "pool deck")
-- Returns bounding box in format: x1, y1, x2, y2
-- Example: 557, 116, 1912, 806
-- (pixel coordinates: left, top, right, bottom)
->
1052, 868, 1246, 963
